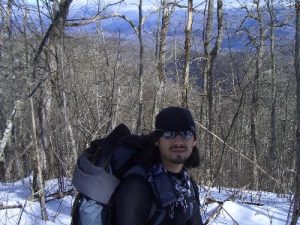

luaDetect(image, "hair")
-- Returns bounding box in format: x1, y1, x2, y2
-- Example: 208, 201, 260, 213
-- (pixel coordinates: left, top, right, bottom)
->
140, 131, 200, 169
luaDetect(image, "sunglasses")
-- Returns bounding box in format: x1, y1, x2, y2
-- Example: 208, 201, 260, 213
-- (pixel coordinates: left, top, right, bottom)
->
161, 130, 194, 140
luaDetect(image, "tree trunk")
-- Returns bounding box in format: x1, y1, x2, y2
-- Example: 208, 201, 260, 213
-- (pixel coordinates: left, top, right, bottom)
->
29, 86, 48, 221
291, 1, 300, 224
151, 0, 172, 129
3, 0, 13, 78
0, 106, 17, 182
157, 0, 171, 86
181, 0, 193, 108
112, 86, 121, 129
107, 36, 122, 131
135, 0, 144, 134
37, 85, 52, 175
54, 0, 78, 168
203, 0, 224, 179
250, 91, 259, 191
154, 7, 162, 64
267, 0, 277, 169
62, 88, 77, 163
250, 0, 266, 191
28, 0, 73, 220
34, 0, 52, 178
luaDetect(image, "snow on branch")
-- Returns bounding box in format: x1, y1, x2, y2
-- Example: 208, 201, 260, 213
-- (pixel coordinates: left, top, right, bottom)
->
0, 202, 22, 210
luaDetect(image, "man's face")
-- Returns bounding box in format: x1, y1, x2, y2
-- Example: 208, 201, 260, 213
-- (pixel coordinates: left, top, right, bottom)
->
156, 131, 196, 167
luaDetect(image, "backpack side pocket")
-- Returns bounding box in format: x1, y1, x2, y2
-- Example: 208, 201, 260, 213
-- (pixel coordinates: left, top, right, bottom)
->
79, 197, 104, 225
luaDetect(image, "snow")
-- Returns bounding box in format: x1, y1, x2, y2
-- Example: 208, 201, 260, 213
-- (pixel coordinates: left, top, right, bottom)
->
200, 186, 297, 225
0, 177, 73, 225
0, 177, 299, 225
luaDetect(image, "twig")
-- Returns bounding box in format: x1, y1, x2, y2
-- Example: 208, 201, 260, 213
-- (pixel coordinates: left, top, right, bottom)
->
205, 197, 264, 206
203, 185, 249, 225
195, 121, 290, 193
45, 189, 74, 203
17, 200, 28, 225
222, 206, 239, 225
53, 198, 64, 221
0, 203, 23, 210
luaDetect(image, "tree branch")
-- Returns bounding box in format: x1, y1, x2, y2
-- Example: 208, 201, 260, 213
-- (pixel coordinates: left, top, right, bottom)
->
66, 13, 138, 35
195, 121, 291, 193
0, 202, 22, 210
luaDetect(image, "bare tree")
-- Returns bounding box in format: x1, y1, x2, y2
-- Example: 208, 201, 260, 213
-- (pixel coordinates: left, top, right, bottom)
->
291, 1, 300, 224
0, 0, 14, 181
202, 0, 224, 177
29, 85, 48, 220
28, 0, 74, 220
2, 0, 13, 75
135, 0, 145, 134
152, 0, 173, 128
0, 105, 17, 181
266, 0, 277, 168
248, 0, 266, 191
181, 0, 193, 108
66, 0, 145, 134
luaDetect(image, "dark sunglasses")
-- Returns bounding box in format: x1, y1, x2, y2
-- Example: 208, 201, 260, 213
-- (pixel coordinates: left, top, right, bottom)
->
161, 130, 194, 140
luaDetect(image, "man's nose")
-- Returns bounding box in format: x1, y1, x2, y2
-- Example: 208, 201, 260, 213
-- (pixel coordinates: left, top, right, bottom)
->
173, 134, 185, 142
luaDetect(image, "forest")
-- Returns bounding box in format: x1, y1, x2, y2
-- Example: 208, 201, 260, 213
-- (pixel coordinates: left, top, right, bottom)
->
0, 0, 299, 223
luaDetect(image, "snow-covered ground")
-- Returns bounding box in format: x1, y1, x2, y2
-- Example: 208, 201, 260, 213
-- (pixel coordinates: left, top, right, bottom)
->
200, 185, 297, 225
0, 177, 299, 225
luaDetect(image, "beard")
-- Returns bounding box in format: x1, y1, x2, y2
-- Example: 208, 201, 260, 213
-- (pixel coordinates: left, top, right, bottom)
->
164, 145, 191, 164
169, 154, 189, 164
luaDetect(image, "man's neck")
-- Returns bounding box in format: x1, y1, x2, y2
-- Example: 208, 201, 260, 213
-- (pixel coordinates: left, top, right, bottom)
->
162, 160, 183, 173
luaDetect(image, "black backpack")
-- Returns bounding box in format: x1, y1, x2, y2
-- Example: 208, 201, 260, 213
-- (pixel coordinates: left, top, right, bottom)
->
71, 123, 200, 225
71, 124, 163, 225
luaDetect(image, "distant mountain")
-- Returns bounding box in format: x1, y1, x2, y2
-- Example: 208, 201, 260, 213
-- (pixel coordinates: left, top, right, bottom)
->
66, 5, 293, 49
19, 3, 293, 50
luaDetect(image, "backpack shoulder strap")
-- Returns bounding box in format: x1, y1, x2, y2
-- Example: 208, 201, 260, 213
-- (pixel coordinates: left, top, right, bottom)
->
190, 177, 200, 206
71, 193, 83, 225
123, 165, 147, 178
147, 177, 200, 225
122, 165, 167, 225
147, 201, 166, 225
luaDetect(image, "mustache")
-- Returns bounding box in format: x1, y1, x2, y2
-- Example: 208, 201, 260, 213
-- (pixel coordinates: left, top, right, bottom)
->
169, 144, 187, 150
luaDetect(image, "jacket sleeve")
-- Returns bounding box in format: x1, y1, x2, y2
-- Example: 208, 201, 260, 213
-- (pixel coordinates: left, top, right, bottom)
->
115, 174, 154, 225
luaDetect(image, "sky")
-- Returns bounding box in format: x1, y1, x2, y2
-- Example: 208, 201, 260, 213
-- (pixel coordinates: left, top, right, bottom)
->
0, 176, 299, 225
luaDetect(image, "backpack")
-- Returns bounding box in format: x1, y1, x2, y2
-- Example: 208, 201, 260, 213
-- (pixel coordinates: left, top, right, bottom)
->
71, 123, 201, 225
71, 123, 166, 225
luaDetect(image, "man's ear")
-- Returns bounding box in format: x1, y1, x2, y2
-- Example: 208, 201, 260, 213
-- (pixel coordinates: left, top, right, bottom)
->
193, 140, 196, 147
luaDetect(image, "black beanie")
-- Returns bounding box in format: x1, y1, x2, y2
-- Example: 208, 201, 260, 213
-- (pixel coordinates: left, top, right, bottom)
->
155, 107, 196, 132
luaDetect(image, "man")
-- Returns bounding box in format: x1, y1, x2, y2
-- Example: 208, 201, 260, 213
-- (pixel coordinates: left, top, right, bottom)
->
114, 106, 203, 225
